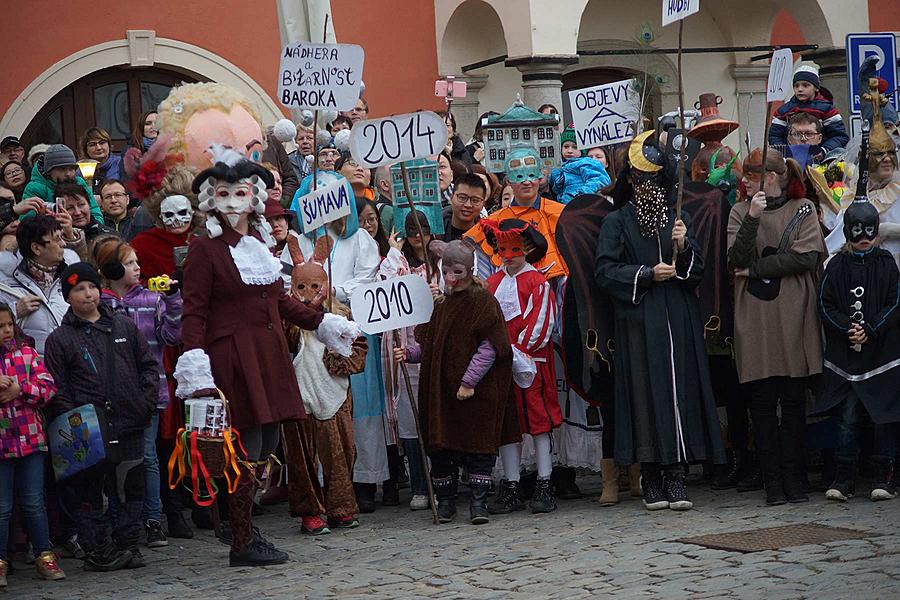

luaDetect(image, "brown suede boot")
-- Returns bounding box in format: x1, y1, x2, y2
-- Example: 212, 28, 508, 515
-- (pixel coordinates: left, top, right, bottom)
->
598, 459, 619, 506
629, 463, 643, 497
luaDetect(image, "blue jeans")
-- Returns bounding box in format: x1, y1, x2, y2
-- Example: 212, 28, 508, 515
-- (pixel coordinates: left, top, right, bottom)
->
142, 412, 161, 522
0, 452, 52, 559
835, 392, 898, 465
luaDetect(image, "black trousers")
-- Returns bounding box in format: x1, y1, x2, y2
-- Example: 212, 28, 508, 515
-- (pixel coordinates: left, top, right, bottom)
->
747, 376, 806, 485
429, 450, 494, 480
70, 432, 145, 551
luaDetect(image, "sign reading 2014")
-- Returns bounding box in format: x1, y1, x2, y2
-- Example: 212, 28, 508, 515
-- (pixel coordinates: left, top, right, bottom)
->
279, 42, 365, 111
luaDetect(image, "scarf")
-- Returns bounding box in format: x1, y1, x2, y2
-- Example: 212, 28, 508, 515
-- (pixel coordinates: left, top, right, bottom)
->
26, 259, 58, 294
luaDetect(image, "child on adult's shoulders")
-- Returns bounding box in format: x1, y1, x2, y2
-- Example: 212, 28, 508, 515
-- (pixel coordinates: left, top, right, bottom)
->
768, 61, 849, 153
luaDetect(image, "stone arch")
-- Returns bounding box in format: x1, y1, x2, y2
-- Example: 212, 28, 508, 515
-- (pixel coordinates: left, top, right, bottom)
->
0, 34, 283, 137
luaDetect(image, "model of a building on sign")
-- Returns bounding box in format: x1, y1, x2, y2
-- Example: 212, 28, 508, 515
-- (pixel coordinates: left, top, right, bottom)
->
390, 158, 444, 236
482, 97, 561, 174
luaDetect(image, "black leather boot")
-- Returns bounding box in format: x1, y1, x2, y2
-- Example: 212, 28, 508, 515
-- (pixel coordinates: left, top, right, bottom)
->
551, 466, 582, 499
487, 479, 525, 514
432, 475, 457, 523
468, 476, 491, 525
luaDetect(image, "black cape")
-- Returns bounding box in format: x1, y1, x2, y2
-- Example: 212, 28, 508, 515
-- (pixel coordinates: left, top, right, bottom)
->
817, 248, 900, 424
556, 194, 615, 406
594, 205, 726, 466
681, 181, 734, 354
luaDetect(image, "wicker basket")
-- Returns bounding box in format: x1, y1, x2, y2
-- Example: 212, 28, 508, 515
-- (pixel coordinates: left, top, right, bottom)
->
195, 388, 232, 476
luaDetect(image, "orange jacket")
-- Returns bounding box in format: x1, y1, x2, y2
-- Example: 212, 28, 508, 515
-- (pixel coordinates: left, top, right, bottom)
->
465, 197, 569, 281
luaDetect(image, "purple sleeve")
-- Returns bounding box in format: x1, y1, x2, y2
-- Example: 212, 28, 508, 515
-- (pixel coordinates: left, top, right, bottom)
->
405, 342, 423, 363
461, 340, 496, 388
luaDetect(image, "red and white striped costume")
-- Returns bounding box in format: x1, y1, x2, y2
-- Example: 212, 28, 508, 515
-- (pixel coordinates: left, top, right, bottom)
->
486, 264, 563, 436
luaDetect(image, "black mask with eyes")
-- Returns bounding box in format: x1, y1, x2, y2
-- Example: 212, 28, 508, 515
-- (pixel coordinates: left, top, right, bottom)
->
843, 200, 879, 243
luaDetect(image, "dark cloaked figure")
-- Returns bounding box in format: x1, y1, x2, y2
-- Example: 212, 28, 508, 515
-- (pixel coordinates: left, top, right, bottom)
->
594, 131, 725, 512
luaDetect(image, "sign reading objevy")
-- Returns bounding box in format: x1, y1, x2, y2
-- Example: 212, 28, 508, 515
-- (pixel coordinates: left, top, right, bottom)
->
568, 79, 641, 150
662, 0, 700, 27
349, 111, 449, 168
278, 42, 365, 111
295, 176, 355, 234
350, 275, 435, 335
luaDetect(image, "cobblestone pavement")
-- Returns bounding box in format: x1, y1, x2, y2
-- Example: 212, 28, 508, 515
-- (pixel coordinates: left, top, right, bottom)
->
10, 475, 900, 599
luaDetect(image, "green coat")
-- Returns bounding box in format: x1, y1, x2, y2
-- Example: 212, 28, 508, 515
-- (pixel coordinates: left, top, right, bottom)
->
21, 160, 104, 224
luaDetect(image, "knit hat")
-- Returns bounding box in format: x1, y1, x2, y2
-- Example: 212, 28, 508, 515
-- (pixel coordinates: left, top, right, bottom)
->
61, 262, 101, 300
43, 144, 78, 172
560, 126, 577, 148
793, 62, 820, 89
27, 143, 49, 164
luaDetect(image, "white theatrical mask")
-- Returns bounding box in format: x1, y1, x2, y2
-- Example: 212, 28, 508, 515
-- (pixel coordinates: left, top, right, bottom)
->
214, 180, 254, 228
159, 195, 194, 230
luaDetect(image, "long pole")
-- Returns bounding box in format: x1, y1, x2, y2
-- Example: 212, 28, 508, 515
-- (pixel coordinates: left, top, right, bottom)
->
672, 19, 687, 265
392, 329, 439, 524
760, 102, 773, 194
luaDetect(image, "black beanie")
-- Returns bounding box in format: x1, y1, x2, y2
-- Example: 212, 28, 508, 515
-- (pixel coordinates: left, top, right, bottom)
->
61, 262, 101, 300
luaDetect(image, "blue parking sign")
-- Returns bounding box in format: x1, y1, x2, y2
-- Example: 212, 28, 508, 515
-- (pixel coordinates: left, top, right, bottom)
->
846, 33, 897, 114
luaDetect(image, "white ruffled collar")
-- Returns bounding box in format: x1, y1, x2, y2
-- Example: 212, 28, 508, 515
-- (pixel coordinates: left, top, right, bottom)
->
229, 236, 283, 286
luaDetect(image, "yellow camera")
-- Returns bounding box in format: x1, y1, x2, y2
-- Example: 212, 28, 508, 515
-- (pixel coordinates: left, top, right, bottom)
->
148, 275, 171, 293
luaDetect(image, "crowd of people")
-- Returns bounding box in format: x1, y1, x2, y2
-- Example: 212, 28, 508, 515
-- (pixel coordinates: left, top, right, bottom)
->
0, 54, 899, 589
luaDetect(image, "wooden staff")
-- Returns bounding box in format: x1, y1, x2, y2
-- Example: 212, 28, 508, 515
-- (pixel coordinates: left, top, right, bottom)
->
391, 159, 437, 521
671, 19, 687, 265
392, 329, 439, 524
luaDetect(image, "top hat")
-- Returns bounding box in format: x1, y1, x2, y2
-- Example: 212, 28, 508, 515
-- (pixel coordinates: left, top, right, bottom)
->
688, 93, 739, 144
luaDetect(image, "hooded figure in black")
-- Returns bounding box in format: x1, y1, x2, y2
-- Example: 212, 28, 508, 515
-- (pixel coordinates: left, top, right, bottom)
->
817, 199, 900, 501
595, 130, 725, 513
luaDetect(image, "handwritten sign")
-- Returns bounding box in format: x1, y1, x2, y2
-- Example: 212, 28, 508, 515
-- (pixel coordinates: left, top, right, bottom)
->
350, 275, 435, 335
279, 42, 364, 111
568, 79, 641, 149
349, 111, 448, 169
295, 176, 354, 233
662, 0, 700, 27
767, 48, 794, 102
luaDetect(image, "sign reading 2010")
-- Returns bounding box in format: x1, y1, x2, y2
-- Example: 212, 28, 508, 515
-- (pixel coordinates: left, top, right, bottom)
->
350, 275, 435, 335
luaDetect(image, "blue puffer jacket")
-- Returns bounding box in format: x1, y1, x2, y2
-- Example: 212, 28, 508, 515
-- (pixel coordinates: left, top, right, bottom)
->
549, 157, 611, 204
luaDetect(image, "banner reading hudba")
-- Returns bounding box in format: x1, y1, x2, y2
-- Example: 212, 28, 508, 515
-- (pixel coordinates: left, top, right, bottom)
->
567, 79, 641, 150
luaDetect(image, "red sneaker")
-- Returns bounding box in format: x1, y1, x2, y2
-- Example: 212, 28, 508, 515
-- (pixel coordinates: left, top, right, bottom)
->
300, 515, 331, 535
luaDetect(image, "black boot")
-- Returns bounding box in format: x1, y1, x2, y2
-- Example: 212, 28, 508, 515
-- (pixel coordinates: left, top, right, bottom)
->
641, 464, 668, 510
711, 449, 743, 490
530, 478, 557, 514
780, 414, 808, 504
354, 482, 377, 513
551, 466, 582, 500
518, 470, 537, 500
735, 452, 764, 492
166, 511, 194, 539
488, 479, 526, 514
757, 443, 787, 506
663, 466, 693, 510
870, 455, 897, 501
432, 476, 457, 523
83, 541, 133, 572
382, 445, 402, 506
229, 538, 289, 567
468, 476, 491, 525
825, 460, 856, 502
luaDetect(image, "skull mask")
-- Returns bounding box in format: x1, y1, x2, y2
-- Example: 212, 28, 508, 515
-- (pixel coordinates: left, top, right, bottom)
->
159, 195, 194, 231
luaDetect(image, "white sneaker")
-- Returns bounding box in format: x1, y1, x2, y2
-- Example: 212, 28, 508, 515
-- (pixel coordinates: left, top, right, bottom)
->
410, 495, 429, 511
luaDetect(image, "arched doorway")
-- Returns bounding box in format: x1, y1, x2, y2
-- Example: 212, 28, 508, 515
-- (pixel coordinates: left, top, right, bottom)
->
22, 65, 203, 153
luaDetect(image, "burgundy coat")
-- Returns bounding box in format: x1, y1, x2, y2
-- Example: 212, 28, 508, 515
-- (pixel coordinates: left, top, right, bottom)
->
181, 227, 323, 428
